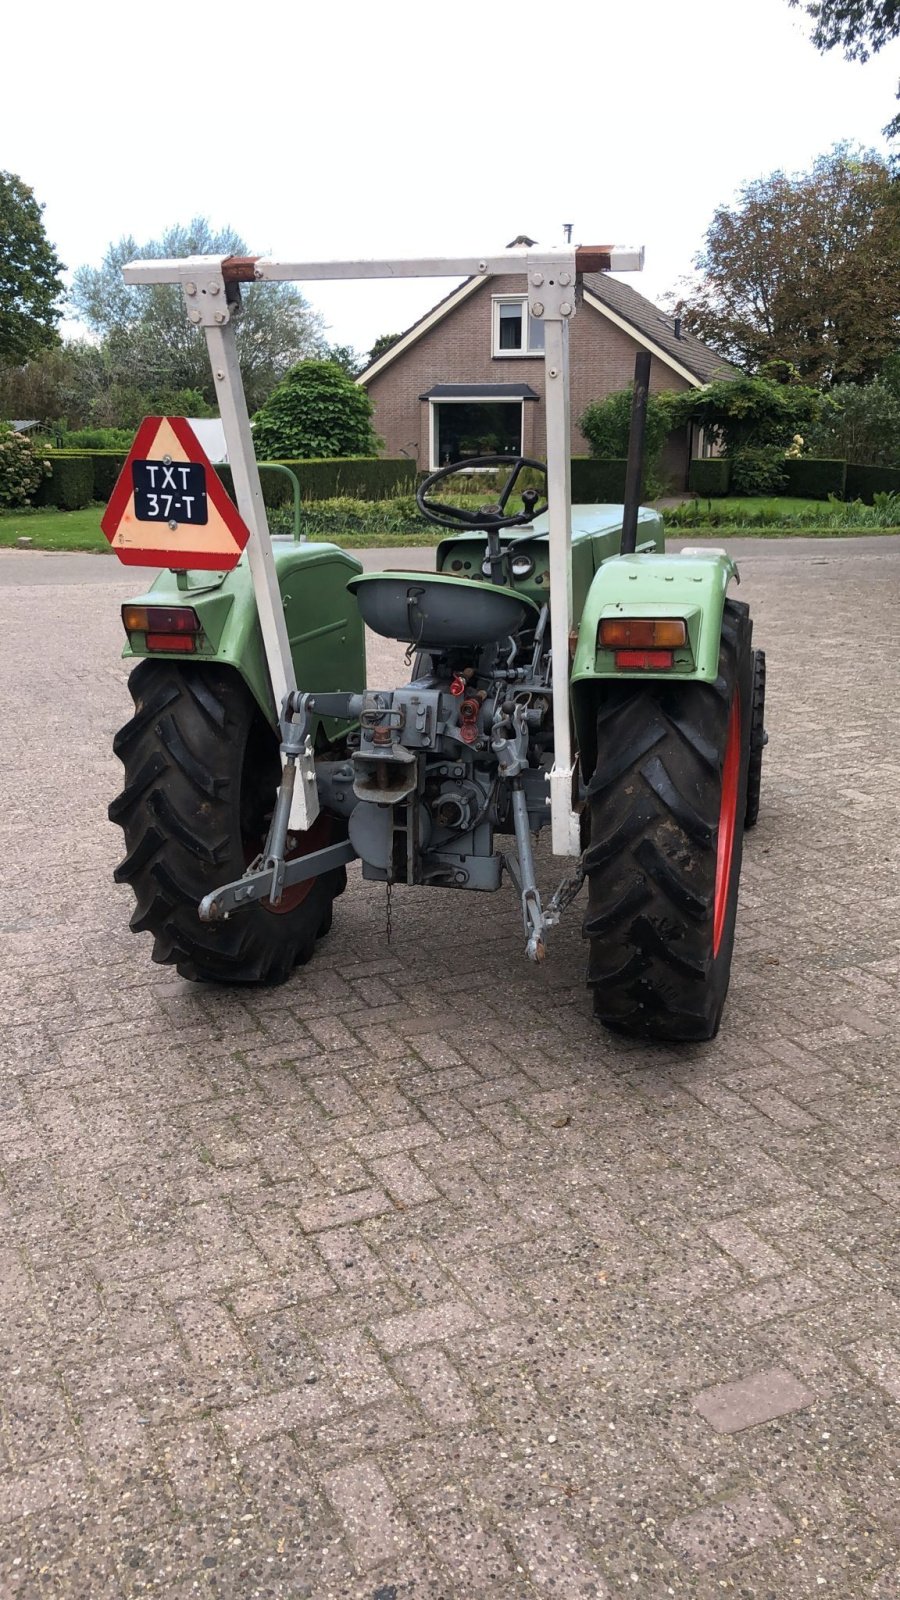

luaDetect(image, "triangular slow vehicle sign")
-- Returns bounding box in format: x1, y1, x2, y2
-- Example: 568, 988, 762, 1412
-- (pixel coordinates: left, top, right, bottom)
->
101, 416, 250, 570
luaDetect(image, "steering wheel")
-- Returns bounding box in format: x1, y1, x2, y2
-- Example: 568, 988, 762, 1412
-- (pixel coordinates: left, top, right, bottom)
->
416, 454, 548, 531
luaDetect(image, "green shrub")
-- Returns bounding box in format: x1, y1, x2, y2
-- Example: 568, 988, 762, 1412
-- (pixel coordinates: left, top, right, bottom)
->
571, 458, 628, 501
688, 458, 731, 496
676, 376, 821, 455
781, 458, 847, 499
807, 380, 900, 467
845, 462, 900, 502
0, 428, 50, 507
728, 445, 788, 496
578, 389, 675, 495
251, 361, 382, 459
35, 454, 95, 509
56, 427, 134, 451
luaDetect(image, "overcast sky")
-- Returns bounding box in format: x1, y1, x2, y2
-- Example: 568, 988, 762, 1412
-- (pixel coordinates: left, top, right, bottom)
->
4, 0, 898, 356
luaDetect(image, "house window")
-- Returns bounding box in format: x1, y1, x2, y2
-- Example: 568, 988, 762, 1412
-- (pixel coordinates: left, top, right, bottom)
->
431, 401, 523, 469
492, 296, 545, 357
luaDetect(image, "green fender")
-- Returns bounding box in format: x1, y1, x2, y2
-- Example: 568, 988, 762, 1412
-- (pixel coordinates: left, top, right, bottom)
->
570, 548, 739, 774
120, 540, 366, 741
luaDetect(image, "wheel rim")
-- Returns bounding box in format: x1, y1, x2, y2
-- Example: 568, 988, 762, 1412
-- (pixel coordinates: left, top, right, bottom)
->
242, 808, 333, 916
713, 696, 742, 957
262, 810, 333, 916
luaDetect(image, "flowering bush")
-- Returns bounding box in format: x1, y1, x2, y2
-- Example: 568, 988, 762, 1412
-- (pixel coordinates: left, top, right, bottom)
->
0, 427, 50, 508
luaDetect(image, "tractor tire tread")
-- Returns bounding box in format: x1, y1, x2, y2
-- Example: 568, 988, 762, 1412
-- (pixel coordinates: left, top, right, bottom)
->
110, 661, 342, 985
583, 600, 752, 1042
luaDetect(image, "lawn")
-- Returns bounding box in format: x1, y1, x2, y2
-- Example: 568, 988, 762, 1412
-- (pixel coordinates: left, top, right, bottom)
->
0, 506, 109, 551
0, 505, 439, 552
2, 498, 898, 554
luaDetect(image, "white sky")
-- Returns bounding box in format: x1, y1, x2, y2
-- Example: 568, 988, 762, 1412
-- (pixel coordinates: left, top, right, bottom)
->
4, 0, 898, 355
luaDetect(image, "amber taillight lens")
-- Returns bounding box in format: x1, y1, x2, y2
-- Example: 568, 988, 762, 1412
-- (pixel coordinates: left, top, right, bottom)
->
598, 617, 687, 650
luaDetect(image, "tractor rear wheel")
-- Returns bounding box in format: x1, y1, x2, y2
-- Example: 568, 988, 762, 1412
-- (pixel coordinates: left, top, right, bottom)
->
109, 661, 345, 984
583, 600, 752, 1042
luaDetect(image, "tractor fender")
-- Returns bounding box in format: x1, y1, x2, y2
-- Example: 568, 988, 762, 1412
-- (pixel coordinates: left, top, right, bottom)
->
570, 547, 739, 774
120, 540, 366, 741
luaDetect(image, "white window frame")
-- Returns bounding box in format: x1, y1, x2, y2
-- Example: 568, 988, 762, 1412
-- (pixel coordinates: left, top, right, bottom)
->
491, 295, 545, 358
429, 397, 525, 471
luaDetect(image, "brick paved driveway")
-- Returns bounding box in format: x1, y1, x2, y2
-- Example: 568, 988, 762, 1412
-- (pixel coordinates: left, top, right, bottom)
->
0, 539, 898, 1599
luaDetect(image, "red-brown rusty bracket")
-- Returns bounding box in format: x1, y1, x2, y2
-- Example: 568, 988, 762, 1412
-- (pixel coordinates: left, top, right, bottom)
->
574, 246, 617, 273
221, 256, 261, 283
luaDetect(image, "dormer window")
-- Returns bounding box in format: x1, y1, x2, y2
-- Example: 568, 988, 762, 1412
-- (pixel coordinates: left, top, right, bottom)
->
492, 296, 545, 357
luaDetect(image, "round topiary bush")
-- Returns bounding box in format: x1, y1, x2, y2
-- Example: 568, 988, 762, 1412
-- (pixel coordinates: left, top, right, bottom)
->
251, 361, 382, 460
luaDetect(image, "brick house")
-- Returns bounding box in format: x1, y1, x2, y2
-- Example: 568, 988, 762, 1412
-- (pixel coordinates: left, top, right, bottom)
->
358, 269, 737, 489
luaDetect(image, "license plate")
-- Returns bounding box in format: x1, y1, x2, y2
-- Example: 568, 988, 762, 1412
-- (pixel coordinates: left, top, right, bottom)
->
132, 460, 208, 525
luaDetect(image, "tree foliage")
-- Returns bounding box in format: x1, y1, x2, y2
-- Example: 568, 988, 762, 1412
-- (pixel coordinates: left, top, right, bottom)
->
368, 332, 403, 364
673, 146, 900, 384
71, 219, 326, 416
806, 377, 900, 463
324, 343, 365, 377
579, 388, 676, 463
0, 173, 65, 366
790, 0, 900, 136
251, 360, 382, 460
675, 375, 822, 493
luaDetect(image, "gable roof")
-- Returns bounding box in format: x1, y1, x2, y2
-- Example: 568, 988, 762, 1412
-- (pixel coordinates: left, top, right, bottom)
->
358, 269, 739, 390
580, 272, 738, 384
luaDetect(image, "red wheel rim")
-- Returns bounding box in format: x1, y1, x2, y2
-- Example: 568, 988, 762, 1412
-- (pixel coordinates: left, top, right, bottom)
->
713, 696, 742, 957
243, 810, 334, 916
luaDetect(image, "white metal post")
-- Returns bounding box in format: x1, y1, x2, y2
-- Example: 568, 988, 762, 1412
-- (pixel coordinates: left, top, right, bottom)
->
542, 313, 580, 856
178, 273, 319, 832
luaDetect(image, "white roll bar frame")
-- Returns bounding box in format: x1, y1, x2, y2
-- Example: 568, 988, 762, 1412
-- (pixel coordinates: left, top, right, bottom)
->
122, 244, 644, 849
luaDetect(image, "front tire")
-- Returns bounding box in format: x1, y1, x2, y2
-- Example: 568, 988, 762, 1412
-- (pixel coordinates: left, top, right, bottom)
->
583, 600, 752, 1042
109, 661, 345, 984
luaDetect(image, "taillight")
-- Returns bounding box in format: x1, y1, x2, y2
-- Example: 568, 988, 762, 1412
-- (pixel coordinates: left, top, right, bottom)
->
614, 648, 675, 670
122, 605, 201, 635
122, 605, 202, 652
598, 617, 686, 650
144, 633, 197, 653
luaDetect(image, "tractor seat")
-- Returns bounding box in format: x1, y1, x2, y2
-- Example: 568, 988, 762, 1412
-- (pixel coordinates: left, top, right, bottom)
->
347, 570, 539, 651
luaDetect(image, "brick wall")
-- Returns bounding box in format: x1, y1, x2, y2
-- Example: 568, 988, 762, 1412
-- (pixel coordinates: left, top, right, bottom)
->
364, 275, 695, 486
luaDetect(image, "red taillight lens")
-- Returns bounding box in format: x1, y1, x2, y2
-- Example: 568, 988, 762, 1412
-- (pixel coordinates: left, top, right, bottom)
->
144, 633, 196, 653
614, 648, 675, 670
599, 617, 686, 650
122, 604, 201, 635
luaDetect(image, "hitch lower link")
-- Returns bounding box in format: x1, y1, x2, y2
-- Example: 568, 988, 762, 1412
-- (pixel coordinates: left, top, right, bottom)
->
197, 691, 357, 923
491, 702, 585, 962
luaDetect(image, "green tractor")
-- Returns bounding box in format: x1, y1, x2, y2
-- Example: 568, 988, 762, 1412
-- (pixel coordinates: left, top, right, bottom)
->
108, 245, 765, 1041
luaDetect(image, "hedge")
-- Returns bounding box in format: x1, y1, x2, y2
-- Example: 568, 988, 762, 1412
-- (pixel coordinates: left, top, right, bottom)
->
35, 451, 416, 509
570, 458, 628, 501
688, 458, 731, 497
782, 457, 847, 499
35, 454, 96, 510
845, 463, 900, 502
219, 457, 416, 503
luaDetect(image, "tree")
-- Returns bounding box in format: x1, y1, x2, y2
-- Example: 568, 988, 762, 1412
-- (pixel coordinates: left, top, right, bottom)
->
324, 343, 365, 377
0, 173, 65, 366
368, 332, 403, 364
579, 387, 677, 493
672, 146, 900, 385
251, 360, 382, 459
806, 378, 900, 463
71, 219, 326, 415
790, 0, 900, 137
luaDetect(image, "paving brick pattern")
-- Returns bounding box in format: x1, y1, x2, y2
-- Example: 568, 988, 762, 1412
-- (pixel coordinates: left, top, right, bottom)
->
0, 539, 898, 1597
